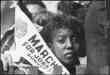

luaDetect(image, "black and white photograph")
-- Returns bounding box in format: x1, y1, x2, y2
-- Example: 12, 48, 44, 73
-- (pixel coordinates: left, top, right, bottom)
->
0, 0, 110, 75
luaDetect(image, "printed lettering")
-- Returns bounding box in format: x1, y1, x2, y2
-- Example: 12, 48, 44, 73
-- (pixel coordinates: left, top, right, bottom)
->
26, 44, 32, 50
28, 34, 40, 46
45, 56, 53, 63
40, 50, 48, 58
35, 45, 43, 52
29, 49, 35, 54
50, 61, 57, 68
22, 42, 28, 46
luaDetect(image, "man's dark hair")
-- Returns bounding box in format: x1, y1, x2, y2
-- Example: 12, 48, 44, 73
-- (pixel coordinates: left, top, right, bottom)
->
40, 15, 82, 44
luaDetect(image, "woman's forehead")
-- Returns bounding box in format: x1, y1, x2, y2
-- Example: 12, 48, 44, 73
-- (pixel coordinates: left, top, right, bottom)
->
52, 28, 73, 36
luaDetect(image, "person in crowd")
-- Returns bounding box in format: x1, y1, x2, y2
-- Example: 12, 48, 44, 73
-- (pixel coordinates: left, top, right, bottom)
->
18, 0, 46, 22
0, 28, 15, 74
40, 15, 82, 75
57, 1, 86, 57
1, 28, 35, 75
17, 0, 48, 32
14, 14, 82, 75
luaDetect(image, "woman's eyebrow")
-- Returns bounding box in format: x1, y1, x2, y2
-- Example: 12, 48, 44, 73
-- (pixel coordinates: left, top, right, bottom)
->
56, 34, 67, 38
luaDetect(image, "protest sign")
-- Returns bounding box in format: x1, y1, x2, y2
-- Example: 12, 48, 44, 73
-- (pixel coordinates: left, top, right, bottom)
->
15, 5, 70, 74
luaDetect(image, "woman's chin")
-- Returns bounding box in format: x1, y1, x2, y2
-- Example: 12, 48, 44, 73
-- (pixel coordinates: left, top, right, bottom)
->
62, 58, 73, 64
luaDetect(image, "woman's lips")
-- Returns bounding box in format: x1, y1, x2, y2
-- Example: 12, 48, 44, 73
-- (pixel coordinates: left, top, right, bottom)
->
64, 52, 73, 59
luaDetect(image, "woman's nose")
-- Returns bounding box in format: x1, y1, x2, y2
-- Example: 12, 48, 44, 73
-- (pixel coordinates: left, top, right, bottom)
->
66, 38, 72, 48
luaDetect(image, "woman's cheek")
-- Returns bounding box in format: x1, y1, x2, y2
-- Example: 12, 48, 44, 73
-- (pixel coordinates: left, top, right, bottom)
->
74, 43, 79, 51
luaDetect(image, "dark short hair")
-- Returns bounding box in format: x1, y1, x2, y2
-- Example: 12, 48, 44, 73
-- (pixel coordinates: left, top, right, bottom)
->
40, 14, 82, 44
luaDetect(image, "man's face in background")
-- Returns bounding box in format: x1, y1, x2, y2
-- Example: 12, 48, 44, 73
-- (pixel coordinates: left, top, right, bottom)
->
51, 28, 79, 64
26, 4, 46, 21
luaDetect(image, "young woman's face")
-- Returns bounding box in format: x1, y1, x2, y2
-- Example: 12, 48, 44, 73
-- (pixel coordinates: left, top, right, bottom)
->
51, 28, 79, 64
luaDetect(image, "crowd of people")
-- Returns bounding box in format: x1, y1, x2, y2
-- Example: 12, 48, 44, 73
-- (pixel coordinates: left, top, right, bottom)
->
0, 0, 109, 75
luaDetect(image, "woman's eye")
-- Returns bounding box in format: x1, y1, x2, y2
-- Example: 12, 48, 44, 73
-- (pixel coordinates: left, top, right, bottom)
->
57, 38, 65, 43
